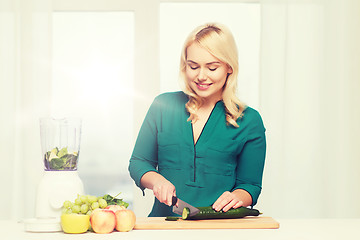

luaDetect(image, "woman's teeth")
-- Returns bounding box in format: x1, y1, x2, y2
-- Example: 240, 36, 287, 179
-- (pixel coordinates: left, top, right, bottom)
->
195, 82, 212, 91
196, 82, 211, 87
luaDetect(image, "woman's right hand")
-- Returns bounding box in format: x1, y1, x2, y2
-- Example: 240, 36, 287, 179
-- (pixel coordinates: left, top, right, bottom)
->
152, 178, 176, 206
140, 171, 176, 206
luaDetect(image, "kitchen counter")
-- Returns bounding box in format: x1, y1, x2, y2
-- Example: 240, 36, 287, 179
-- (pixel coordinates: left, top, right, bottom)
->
1, 218, 359, 240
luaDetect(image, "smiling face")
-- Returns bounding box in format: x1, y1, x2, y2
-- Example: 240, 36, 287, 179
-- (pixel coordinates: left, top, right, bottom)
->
185, 43, 233, 104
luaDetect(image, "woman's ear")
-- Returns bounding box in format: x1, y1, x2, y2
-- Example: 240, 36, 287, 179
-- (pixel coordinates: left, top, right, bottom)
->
227, 66, 233, 74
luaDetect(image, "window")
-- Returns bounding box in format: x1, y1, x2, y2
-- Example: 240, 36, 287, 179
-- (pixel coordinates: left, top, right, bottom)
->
52, 11, 134, 207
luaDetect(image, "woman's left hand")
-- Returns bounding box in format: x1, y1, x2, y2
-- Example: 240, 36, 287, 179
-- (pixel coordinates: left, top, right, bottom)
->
212, 191, 243, 212
212, 189, 252, 212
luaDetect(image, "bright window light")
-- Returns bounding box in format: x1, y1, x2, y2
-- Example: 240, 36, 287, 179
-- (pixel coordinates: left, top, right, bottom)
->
52, 12, 134, 204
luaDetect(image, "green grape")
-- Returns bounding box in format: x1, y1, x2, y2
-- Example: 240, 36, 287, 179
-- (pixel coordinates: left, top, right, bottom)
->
88, 195, 98, 203
63, 200, 72, 208
74, 197, 82, 205
98, 198, 107, 208
80, 195, 88, 204
80, 204, 89, 214
91, 201, 100, 210
66, 208, 73, 214
61, 207, 68, 214
86, 210, 92, 216
71, 204, 81, 213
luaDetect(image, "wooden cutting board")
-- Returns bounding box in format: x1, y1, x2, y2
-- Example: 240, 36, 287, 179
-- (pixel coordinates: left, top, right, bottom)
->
134, 216, 279, 230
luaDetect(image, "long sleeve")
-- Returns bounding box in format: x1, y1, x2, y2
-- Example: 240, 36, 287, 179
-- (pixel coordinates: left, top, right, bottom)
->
128, 97, 161, 193
232, 109, 266, 206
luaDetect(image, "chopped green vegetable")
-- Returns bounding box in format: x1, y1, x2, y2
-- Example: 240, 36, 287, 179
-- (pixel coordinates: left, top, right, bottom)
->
58, 147, 68, 158
182, 206, 261, 220
49, 158, 63, 170
51, 147, 59, 155
165, 216, 180, 221
44, 147, 78, 171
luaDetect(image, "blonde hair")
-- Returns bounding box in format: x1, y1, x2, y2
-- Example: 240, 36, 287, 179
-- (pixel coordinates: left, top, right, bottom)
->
179, 23, 246, 127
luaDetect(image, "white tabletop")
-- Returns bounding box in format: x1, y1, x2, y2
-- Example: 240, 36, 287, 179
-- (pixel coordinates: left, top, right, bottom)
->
1, 218, 360, 240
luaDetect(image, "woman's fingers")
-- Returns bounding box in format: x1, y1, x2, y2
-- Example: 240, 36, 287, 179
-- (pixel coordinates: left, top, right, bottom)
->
161, 185, 174, 206
212, 191, 244, 212
153, 179, 176, 206
222, 199, 243, 212
212, 191, 230, 211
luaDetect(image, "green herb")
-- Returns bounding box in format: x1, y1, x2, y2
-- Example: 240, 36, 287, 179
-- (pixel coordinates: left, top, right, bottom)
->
103, 193, 129, 208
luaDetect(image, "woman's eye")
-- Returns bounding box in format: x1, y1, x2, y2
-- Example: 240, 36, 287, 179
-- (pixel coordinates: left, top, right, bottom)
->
209, 67, 217, 71
189, 66, 198, 70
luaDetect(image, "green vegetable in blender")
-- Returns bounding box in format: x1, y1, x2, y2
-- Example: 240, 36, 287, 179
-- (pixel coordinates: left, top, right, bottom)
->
44, 147, 78, 170
51, 147, 59, 155
49, 158, 64, 170
58, 147, 68, 158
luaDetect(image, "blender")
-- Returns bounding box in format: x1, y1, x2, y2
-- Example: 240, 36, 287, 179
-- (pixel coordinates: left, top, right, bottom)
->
24, 118, 85, 232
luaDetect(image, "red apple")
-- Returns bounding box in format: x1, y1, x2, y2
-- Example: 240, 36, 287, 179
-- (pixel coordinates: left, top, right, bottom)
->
90, 209, 116, 234
105, 205, 126, 212
114, 209, 136, 232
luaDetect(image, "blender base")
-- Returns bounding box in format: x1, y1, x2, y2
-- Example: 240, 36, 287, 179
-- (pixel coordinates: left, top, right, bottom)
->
23, 217, 62, 232
30, 170, 84, 231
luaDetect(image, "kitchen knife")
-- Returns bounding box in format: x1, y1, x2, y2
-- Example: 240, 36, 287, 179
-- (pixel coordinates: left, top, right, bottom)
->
171, 196, 200, 217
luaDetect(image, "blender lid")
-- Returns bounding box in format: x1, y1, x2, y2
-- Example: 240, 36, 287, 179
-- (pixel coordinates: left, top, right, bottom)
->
23, 217, 62, 232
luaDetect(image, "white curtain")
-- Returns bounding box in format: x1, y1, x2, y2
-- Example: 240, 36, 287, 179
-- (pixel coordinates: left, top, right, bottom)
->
0, 0, 52, 220
1, 0, 360, 220
259, 0, 360, 218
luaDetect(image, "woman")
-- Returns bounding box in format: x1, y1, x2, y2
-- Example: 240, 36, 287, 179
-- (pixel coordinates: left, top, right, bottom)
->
129, 23, 266, 217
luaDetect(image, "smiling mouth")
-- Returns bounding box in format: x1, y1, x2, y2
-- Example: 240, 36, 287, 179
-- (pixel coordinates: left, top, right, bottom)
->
195, 82, 212, 90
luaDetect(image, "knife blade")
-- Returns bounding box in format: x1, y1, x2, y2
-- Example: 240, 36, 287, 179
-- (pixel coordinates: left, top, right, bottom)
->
171, 196, 200, 217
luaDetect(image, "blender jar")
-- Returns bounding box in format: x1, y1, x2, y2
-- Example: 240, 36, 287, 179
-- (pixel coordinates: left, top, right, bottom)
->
40, 118, 82, 171
35, 118, 84, 221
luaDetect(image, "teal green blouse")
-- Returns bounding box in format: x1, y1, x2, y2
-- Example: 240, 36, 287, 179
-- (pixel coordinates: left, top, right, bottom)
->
128, 91, 266, 217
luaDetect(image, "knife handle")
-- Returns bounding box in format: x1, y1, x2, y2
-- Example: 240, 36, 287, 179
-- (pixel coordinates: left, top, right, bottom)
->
171, 196, 178, 206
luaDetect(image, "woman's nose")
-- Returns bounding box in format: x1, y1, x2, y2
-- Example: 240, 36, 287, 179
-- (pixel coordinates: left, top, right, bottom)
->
197, 68, 207, 81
